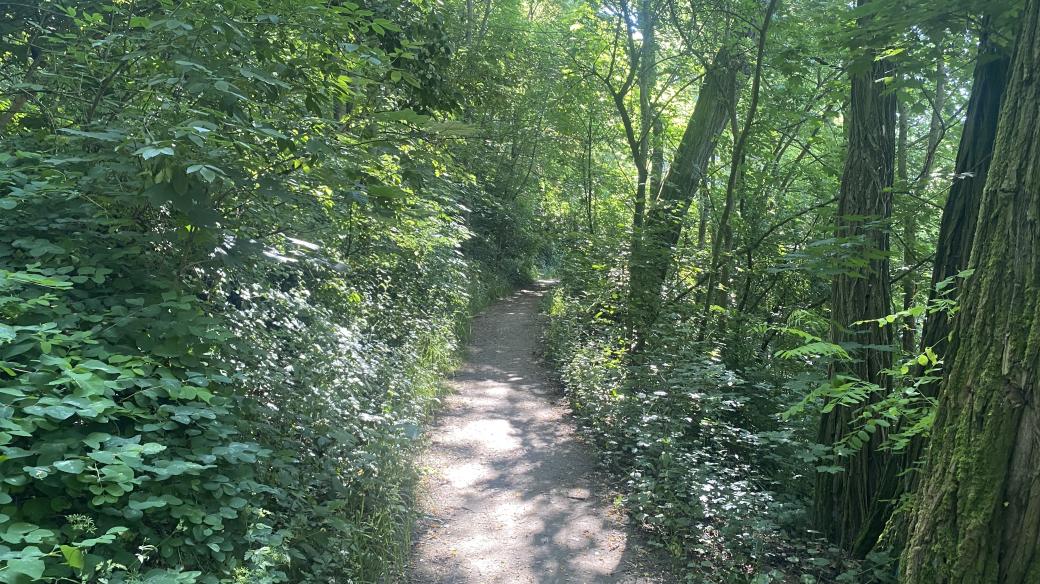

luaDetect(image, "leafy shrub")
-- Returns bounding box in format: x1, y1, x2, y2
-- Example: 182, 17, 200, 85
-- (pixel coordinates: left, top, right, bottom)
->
0, 161, 271, 582
544, 283, 856, 583
0, 0, 533, 582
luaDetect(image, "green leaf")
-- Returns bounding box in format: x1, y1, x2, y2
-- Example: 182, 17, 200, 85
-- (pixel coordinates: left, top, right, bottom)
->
101, 464, 134, 483
77, 359, 121, 374
128, 496, 168, 510
144, 182, 177, 206
87, 450, 119, 464
367, 185, 409, 199
23, 466, 50, 479
140, 443, 166, 455
374, 109, 429, 124
61, 544, 85, 569
5, 557, 45, 580
83, 432, 111, 449
815, 465, 843, 474
0, 325, 14, 344
53, 459, 86, 474
186, 164, 220, 183
57, 128, 125, 142
43, 405, 76, 420
134, 146, 175, 160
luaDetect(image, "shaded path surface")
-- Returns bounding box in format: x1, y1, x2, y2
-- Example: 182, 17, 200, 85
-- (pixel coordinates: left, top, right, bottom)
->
409, 284, 669, 584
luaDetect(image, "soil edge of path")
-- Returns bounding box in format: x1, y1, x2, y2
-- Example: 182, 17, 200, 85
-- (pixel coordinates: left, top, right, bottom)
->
407, 282, 676, 584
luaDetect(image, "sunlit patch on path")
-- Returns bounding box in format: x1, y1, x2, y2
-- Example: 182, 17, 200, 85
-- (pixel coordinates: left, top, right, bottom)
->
409, 284, 670, 584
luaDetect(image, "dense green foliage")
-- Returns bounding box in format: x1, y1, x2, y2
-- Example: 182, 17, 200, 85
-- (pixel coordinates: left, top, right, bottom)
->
533, 0, 1028, 582
4, 0, 1039, 582
0, 0, 535, 582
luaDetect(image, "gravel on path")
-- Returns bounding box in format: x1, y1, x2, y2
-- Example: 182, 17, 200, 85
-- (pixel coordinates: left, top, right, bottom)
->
409, 283, 672, 584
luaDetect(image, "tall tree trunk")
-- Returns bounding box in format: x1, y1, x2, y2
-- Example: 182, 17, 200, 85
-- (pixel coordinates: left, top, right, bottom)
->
699, 0, 779, 339
626, 49, 745, 339
465, 0, 474, 45
872, 24, 1010, 558
696, 183, 709, 249
914, 30, 1008, 402
897, 97, 912, 345
649, 117, 664, 198
631, 0, 658, 240
902, 44, 947, 351
897, 99, 909, 192
473, 0, 494, 50
813, 0, 898, 554
640, 0, 660, 196
900, 4, 1040, 581
584, 107, 596, 234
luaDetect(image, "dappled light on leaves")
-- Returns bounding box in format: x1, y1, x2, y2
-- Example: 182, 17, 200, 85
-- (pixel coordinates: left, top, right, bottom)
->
2, 0, 1037, 581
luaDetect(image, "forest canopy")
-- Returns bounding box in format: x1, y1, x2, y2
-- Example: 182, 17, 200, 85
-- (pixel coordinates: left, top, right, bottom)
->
1, 0, 1039, 582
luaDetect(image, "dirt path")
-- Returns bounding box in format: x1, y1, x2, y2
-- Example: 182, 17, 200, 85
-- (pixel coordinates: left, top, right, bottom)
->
409, 284, 670, 584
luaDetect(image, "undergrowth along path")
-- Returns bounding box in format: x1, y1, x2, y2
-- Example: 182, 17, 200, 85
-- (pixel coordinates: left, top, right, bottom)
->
409, 283, 669, 583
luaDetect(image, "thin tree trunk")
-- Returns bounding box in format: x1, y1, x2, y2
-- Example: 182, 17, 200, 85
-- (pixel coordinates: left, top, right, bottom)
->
626, 49, 746, 340
585, 107, 596, 234
699, 0, 780, 338
897, 97, 912, 346
642, 0, 664, 201
902, 3, 1040, 580
902, 44, 947, 351
465, 0, 474, 46
631, 0, 658, 238
696, 185, 709, 249
474, 0, 494, 49
649, 117, 664, 198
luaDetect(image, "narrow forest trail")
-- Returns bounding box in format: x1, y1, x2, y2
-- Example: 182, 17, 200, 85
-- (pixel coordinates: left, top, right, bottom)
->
409, 284, 669, 584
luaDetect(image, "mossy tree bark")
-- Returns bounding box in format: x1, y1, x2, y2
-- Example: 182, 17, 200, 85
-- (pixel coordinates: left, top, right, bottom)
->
901, 2, 1040, 581
813, 0, 897, 554
914, 29, 1009, 400
874, 24, 1011, 556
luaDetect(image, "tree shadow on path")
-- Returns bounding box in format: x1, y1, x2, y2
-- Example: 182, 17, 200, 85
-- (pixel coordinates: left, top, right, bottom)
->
409, 284, 675, 584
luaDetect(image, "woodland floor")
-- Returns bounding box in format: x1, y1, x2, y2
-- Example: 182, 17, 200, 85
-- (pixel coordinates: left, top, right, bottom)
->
409, 283, 674, 584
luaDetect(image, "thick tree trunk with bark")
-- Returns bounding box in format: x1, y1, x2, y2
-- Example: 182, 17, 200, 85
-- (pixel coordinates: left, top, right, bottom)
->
813, 0, 897, 554
874, 26, 1010, 556
916, 32, 1008, 389
901, 3, 1040, 581
626, 50, 744, 338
